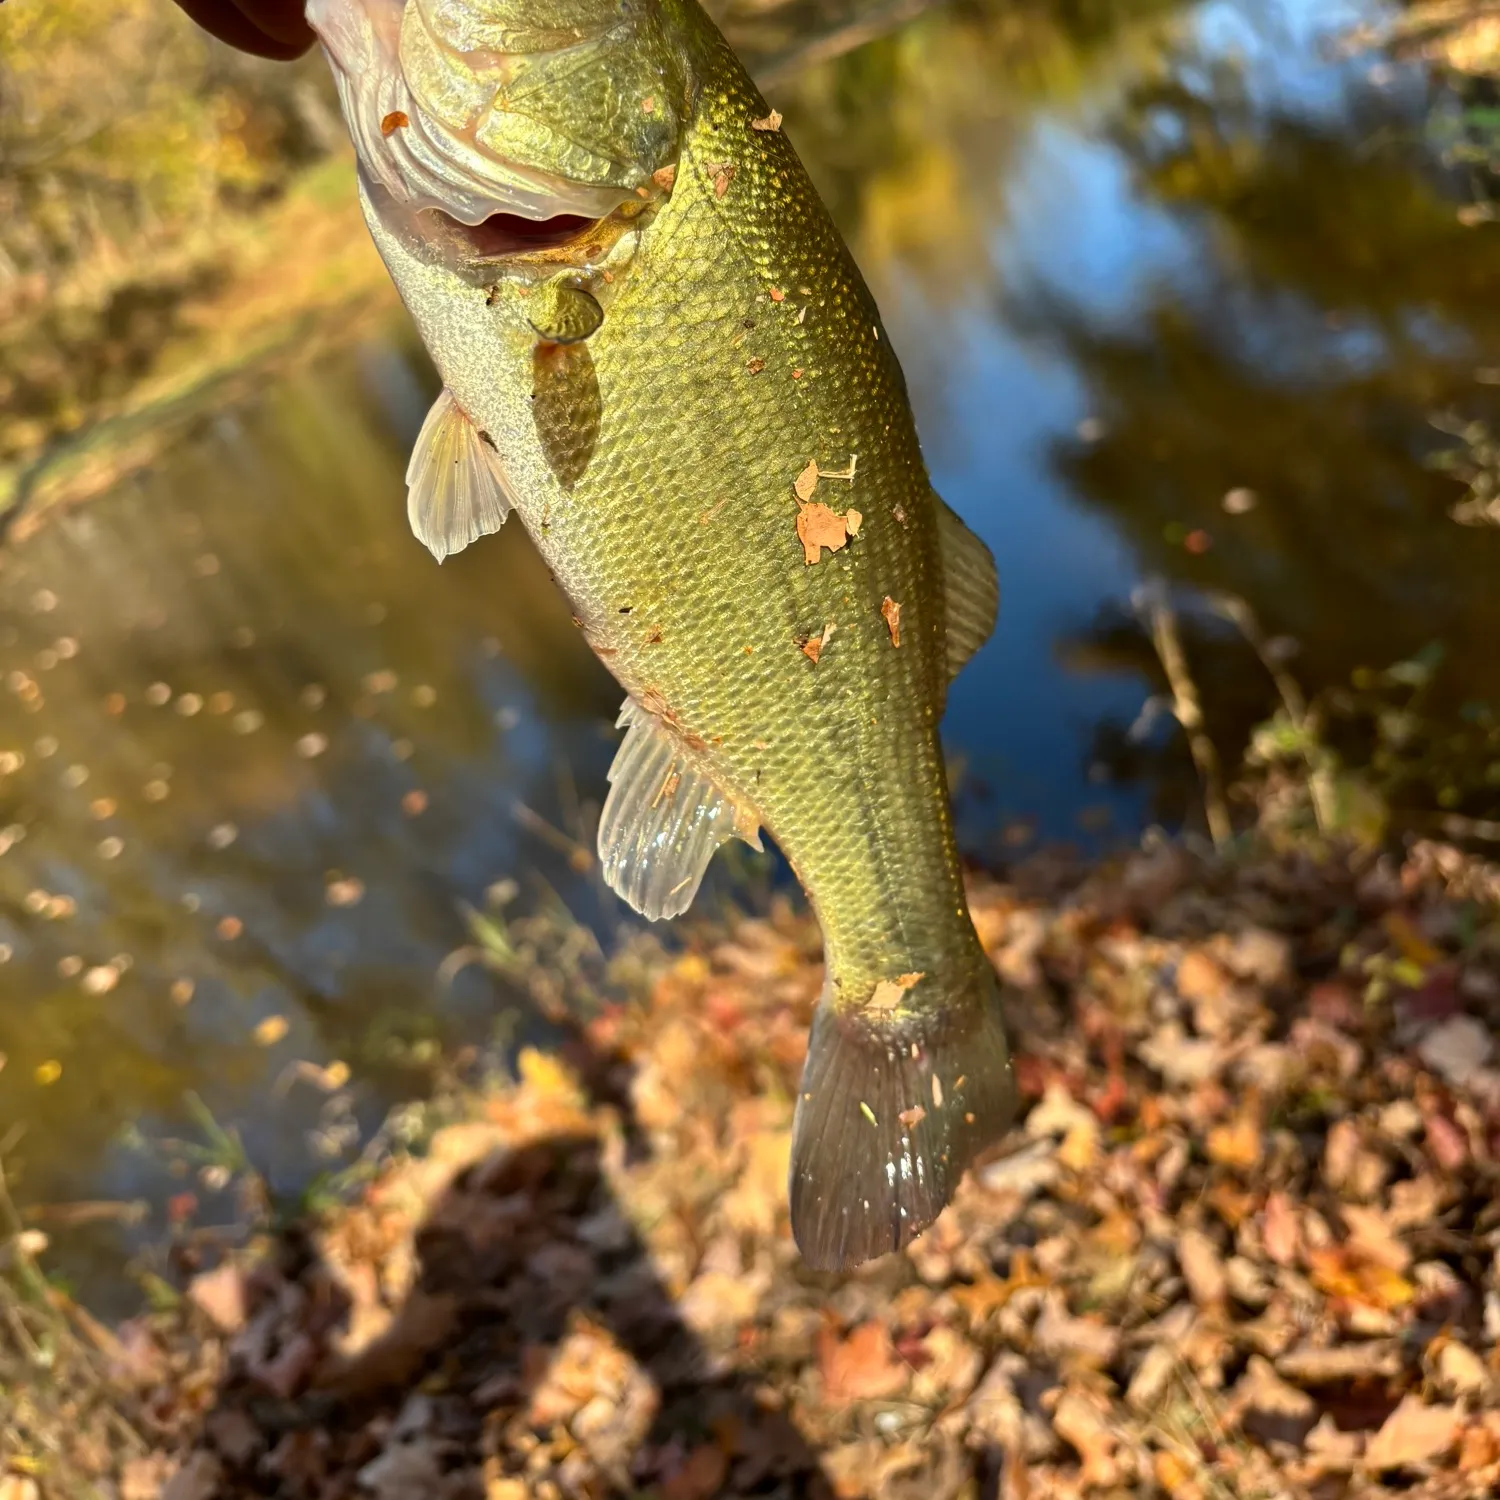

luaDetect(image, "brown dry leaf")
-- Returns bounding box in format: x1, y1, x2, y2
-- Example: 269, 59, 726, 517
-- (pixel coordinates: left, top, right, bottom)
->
1365, 1395, 1461, 1472
1341, 1204, 1411, 1273
1262, 1191, 1300, 1265
380, 111, 409, 136
254, 1014, 289, 1047
899, 1104, 927, 1128
881, 595, 902, 646
188, 1262, 247, 1333
795, 501, 853, 565
746, 356, 765, 375
751, 109, 783, 131
1153, 1450, 1205, 1499
800, 622, 837, 663
1206, 1106, 1262, 1170
1178, 1228, 1227, 1309
845, 508, 863, 536
819, 1320, 910, 1402
1306, 1245, 1413, 1312
869, 971, 924, 1010
794, 460, 821, 503
1053, 1389, 1118, 1489
663, 1444, 729, 1500
652, 164, 677, 191
707, 162, 736, 198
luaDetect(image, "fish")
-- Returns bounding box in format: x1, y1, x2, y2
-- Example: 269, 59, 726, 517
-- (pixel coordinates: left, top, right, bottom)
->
306, 0, 1017, 1270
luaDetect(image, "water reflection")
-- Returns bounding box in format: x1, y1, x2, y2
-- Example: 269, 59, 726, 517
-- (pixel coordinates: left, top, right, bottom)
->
4, 0, 1499, 1305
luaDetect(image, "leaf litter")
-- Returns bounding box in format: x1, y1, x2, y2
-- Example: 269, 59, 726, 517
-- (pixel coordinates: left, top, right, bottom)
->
7, 835, 1500, 1499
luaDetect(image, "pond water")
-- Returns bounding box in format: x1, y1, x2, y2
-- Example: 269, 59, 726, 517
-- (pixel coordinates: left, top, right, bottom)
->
3, 0, 1499, 1309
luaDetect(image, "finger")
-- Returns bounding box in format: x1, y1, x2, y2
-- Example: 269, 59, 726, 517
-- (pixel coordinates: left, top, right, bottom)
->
172, 0, 317, 59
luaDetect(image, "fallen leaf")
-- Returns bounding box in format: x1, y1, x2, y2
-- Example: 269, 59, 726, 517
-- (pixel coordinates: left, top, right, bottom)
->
869, 972, 924, 1010
794, 460, 820, 502
746, 356, 765, 375
881, 596, 902, 646
845, 508, 863, 536
380, 111, 408, 136
1178, 1228, 1227, 1308
1053, 1390, 1117, 1488
188, 1263, 247, 1333
652, 164, 677, 191
662, 1444, 729, 1500
1365, 1395, 1460, 1472
795, 502, 851, 564
254, 1015, 289, 1047
1262, 1191, 1300, 1265
751, 109, 783, 131
819, 1320, 909, 1402
898, 1104, 926, 1128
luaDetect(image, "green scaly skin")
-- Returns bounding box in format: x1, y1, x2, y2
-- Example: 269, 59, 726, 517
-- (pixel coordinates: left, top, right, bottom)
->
350, 0, 1015, 1269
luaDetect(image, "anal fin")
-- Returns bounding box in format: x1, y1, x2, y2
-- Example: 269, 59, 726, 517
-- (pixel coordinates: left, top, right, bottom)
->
936, 496, 998, 683
598, 698, 762, 922
406, 388, 513, 562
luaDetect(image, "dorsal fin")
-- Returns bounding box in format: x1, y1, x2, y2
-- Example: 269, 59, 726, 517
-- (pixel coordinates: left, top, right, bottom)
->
598, 699, 762, 922
936, 496, 998, 682
405, 387, 513, 562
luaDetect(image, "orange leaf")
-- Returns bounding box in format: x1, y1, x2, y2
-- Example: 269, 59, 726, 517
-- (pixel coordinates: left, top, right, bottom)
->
818, 1321, 909, 1402
380, 111, 409, 136
881, 596, 902, 646
795, 502, 850, 564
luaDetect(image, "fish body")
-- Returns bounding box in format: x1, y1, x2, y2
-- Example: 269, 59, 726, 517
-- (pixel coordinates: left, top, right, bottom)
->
308, 0, 1016, 1269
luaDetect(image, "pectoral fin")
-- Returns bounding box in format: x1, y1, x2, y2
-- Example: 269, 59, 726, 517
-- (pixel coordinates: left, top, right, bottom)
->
936, 496, 998, 683
598, 698, 762, 922
405, 388, 513, 562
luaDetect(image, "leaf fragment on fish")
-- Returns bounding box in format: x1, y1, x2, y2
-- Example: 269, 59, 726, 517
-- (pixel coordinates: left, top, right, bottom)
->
380, 111, 408, 136
881, 595, 902, 646
751, 109, 783, 132
793, 458, 863, 563
799, 622, 836, 663
652, 164, 677, 191
868, 971, 924, 1010
794, 460, 820, 503
796, 503, 851, 565
706, 161, 736, 198
898, 1104, 927, 1128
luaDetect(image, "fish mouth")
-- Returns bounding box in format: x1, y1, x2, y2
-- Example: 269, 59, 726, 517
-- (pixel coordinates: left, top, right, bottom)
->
447, 208, 602, 257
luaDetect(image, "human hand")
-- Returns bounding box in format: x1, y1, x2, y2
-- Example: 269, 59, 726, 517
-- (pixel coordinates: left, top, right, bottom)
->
170, 0, 316, 59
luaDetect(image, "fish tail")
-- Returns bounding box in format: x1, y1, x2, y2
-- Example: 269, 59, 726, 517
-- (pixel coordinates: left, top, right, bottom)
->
789, 967, 1016, 1272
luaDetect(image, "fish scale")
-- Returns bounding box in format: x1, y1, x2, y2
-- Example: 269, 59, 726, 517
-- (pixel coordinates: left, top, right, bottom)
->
314, 0, 1017, 1269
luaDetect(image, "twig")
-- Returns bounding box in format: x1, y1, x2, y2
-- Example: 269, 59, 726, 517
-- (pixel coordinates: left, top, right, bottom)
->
1208, 592, 1337, 834
1135, 582, 1232, 849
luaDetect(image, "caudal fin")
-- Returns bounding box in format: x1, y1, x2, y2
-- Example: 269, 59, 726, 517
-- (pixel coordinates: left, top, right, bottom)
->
789, 970, 1016, 1272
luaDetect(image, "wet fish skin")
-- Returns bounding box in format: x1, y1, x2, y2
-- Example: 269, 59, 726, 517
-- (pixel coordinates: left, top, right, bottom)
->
312, 0, 1016, 1270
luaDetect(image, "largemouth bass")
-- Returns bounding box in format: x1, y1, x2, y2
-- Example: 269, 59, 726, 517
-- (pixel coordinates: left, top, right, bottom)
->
307, 0, 1017, 1270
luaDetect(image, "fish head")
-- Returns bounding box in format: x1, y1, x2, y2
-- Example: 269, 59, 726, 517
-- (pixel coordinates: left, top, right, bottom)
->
307, 0, 688, 245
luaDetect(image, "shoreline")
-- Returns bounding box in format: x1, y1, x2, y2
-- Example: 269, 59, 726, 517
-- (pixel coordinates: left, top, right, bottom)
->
4, 829, 1498, 1498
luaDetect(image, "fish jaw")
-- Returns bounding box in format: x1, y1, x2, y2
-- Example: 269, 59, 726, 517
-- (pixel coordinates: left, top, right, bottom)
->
306, 0, 690, 229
